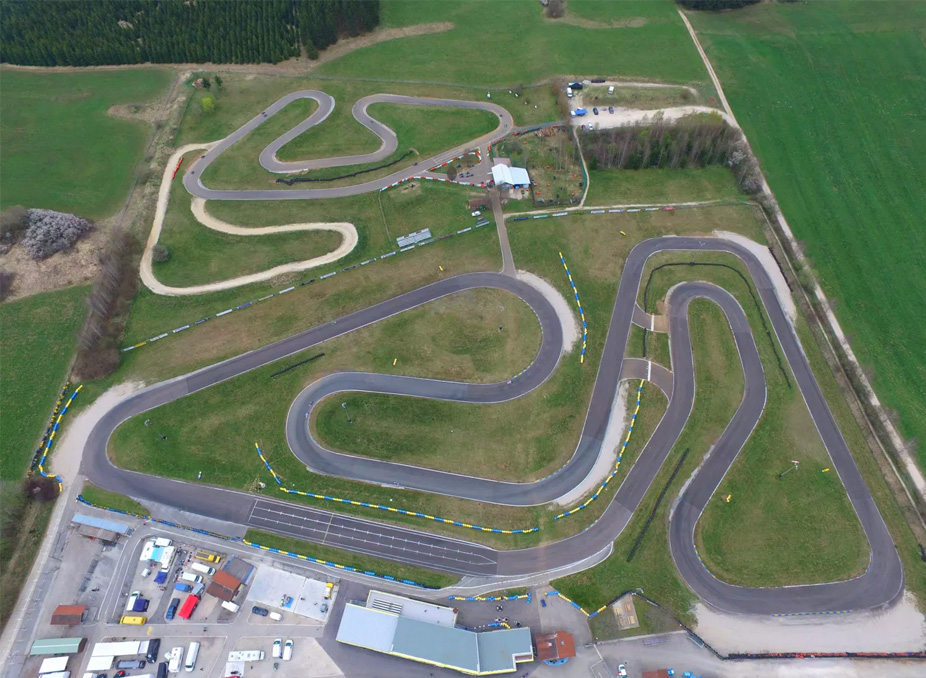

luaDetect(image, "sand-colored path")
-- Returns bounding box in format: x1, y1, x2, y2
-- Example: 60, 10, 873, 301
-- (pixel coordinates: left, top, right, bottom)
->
140, 145, 359, 296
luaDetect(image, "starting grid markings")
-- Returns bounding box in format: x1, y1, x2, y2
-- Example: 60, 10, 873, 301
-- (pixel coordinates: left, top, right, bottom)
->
120, 220, 493, 353
74, 494, 439, 590
559, 252, 587, 364
255, 445, 538, 535
553, 379, 645, 521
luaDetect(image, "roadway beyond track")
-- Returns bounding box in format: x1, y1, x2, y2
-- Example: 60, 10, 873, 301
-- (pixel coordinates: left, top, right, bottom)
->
81, 235, 904, 614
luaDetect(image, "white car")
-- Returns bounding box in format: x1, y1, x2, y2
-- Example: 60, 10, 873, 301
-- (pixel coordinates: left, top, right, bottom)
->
272, 638, 282, 659
471, 210, 481, 217
570, 110, 577, 118
282, 639, 293, 661
618, 664, 628, 677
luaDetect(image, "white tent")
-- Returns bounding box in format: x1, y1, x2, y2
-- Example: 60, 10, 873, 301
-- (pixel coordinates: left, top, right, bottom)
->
491, 164, 530, 187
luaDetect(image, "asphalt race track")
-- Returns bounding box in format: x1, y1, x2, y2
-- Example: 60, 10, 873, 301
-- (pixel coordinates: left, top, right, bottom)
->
82, 91, 903, 615
183, 91, 514, 200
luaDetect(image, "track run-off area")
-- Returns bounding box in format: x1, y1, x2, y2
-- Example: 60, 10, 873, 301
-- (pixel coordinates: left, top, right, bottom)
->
89, 90, 903, 616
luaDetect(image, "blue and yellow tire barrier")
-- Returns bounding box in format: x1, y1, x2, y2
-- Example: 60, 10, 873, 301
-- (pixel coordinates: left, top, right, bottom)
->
449, 592, 532, 603
255, 444, 282, 486
29, 381, 71, 473
74, 495, 440, 591
554, 379, 645, 521
120, 222, 492, 353
544, 590, 609, 618
256, 448, 539, 535
35, 383, 83, 493
558, 252, 587, 364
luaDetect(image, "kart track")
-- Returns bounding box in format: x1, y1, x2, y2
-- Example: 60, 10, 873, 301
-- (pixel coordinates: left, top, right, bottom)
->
82, 91, 902, 616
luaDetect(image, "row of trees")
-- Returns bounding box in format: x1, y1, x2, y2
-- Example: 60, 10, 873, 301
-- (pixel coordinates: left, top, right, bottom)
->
73, 228, 139, 380
582, 116, 763, 193
0, 0, 380, 66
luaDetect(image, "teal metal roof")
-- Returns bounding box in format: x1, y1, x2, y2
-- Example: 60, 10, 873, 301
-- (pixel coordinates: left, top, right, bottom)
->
29, 637, 85, 655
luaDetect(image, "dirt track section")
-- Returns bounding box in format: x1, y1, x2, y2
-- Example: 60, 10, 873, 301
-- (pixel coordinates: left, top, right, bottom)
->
83, 236, 902, 614
140, 144, 359, 296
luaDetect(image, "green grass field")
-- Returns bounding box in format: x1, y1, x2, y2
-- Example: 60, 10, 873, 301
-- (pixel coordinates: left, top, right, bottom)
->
585, 167, 744, 206
0, 68, 172, 219
320, 0, 707, 86
688, 2, 926, 472
153, 173, 343, 288
0, 286, 88, 480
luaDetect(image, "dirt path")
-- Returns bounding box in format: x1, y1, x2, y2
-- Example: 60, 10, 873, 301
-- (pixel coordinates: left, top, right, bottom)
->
139, 144, 359, 296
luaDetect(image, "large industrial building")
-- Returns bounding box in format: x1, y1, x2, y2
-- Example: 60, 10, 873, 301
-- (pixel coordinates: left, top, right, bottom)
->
336, 590, 534, 675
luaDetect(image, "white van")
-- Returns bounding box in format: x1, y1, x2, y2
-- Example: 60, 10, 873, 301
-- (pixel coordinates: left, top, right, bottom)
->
221, 601, 240, 613
190, 563, 215, 576
167, 647, 184, 674
184, 642, 200, 672
269, 611, 283, 621
154, 537, 172, 547
608, 85, 615, 94
179, 572, 203, 584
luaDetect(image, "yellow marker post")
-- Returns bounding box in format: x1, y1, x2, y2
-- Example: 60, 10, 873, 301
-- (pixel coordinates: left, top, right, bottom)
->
822, 468, 830, 473
393, 358, 397, 366
620, 231, 626, 236
439, 265, 444, 272
723, 494, 732, 503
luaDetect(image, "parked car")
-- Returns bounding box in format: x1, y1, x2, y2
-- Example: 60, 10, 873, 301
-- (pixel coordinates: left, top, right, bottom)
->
166, 598, 180, 621
575, 108, 587, 116
569, 110, 577, 118
618, 664, 628, 677
609, 106, 614, 114
568, 81, 583, 90
593, 107, 599, 115
174, 583, 192, 593
141, 568, 151, 578
282, 640, 293, 662
272, 639, 282, 659
146, 639, 161, 664
471, 210, 481, 217
251, 606, 269, 617
190, 582, 205, 597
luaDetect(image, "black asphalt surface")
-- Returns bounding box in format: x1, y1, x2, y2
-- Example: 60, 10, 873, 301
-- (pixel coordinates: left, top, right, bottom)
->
82, 233, 903, 614
183, 91, 513, 200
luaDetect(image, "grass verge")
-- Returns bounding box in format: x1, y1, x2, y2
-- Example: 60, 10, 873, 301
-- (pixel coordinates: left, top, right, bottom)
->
585, 167, 744, 206
244, 529, 457, 589
80, 482, 151, 516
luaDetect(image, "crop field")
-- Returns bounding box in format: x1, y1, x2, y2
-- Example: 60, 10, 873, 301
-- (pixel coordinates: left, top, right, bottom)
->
0, 68, 172, 219
319, 0, 707, 86
688, 1, 926, 472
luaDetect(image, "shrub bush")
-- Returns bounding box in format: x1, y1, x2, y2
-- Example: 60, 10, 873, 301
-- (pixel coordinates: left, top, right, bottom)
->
151, 244, 170, 263
21, 209, 93, 260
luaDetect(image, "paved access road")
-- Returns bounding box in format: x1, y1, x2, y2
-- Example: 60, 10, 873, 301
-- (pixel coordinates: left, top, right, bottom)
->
81, 235, 903, 614
183, 90, 514, 200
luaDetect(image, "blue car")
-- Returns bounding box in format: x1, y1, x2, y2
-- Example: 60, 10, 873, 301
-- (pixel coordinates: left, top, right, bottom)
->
166, 597, 180, 621
174, 582, 192, 593
575, 108, 587, 116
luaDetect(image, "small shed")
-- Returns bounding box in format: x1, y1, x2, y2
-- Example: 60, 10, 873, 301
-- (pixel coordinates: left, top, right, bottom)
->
535, 630, 575, 663
469, 196, 488, 210
71, 513, 131, 544
29, 638, 86, 655
206, 570, 242, 602
50, 605, 86, 626
222, 556, 255, 583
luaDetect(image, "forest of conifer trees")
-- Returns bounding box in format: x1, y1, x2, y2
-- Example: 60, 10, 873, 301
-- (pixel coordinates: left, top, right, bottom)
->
0, 0, 380, 66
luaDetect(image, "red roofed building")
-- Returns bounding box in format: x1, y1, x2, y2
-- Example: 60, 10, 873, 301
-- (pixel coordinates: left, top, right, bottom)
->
535, 631, 575, 663
50, 605, 87, 626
